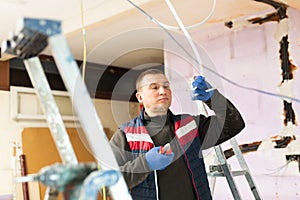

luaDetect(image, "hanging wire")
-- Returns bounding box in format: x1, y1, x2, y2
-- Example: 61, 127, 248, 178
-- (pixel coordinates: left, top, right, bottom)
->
79, 1, 107, 198
165, 0, 211, 115
102, 186, 107, 200
264, 160, 292, 175
125, 0, 300, 104
165, 0, 204, 75
160, 0, 216, 31
80, 0, 87, 82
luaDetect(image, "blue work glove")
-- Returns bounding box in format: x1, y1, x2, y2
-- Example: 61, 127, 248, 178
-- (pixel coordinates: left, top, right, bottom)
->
145, 146, 174, 171
192, 76, 214, 101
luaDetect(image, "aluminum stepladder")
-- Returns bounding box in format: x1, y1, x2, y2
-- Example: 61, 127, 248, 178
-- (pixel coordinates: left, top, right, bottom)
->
2, 17, 132, 200
208, 138, 262, 200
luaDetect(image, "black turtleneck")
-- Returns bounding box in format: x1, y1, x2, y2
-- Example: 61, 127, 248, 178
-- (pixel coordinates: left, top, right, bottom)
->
143, 111, 197, 200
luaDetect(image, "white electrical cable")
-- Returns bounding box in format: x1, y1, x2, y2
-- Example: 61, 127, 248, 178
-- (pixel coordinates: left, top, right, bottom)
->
165, 0, 217, 116
126, 0, 300, 104
165, 0, 205, 75
160, 0, 216, 31
80, 0, 87, 82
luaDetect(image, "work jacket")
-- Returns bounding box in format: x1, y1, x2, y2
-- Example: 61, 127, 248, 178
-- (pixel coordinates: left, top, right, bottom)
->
121, 110, 212, 200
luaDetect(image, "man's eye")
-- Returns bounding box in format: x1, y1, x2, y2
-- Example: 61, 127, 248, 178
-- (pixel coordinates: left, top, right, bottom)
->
150, 84, 159, 90
163, 84, 170, 89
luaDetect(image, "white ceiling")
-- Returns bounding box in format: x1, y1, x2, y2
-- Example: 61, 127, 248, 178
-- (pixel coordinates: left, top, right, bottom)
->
1, 0, 300, 68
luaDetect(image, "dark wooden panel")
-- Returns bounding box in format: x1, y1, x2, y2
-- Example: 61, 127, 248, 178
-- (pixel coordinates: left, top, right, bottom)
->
9, 57, 141, 101
9, 56, 163, 102
0, 61, 9, 90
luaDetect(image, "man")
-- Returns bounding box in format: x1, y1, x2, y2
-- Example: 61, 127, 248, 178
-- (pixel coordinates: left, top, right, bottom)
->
110, 69, 245, 200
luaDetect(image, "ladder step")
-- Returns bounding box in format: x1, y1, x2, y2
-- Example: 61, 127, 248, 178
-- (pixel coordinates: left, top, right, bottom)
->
208, 170, 247, 177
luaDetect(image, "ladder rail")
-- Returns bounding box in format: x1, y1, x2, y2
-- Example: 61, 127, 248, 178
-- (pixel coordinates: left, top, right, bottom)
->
48, 34, 132, 200
24, 57, 78, 165
214, 145, 242, 200
209, 138, 262, 200
24, 57, 79, 200
230, 138, 262, 200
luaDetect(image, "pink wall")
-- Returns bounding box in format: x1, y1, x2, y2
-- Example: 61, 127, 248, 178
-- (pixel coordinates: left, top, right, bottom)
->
164, 8, 300, 199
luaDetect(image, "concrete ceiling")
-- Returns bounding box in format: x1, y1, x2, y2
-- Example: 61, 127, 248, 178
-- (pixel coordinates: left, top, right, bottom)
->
1, 0, 300, 68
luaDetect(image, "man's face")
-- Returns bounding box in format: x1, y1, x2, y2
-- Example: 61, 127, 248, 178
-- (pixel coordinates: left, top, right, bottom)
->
136, 73, 172, 116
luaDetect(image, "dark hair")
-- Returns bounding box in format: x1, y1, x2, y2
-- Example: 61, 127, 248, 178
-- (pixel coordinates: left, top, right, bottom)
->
136, 69, 165, 90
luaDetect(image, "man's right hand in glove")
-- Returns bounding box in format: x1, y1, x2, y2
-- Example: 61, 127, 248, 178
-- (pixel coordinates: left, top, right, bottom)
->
192, 75, 214, 101
145, 146, 174, 171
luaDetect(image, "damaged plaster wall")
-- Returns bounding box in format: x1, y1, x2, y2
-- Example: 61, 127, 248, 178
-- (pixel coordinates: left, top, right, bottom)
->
164, 7, 300, 200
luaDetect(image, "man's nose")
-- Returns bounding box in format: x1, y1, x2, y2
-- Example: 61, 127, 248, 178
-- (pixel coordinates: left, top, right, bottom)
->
158, 86, 167, 94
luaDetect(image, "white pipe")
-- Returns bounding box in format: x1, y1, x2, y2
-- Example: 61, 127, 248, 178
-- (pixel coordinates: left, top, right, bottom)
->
161, 0, 216, 31
165, 0, 204, 75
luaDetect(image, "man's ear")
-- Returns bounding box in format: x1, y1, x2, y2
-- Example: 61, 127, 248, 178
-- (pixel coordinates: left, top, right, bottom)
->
136, 92, 143, 103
